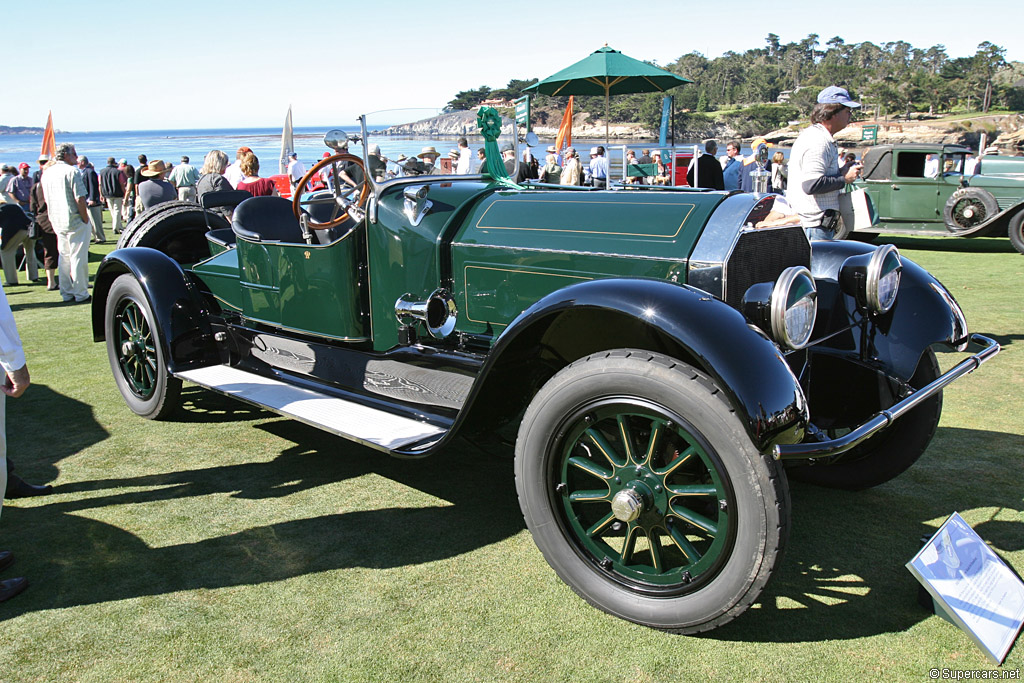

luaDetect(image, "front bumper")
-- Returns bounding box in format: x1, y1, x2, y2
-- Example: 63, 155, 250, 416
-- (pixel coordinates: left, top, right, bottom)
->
773, 334, 1000, 460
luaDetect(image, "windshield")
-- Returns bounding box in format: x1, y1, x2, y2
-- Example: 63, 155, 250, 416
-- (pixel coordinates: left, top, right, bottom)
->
337, 108, 518, 188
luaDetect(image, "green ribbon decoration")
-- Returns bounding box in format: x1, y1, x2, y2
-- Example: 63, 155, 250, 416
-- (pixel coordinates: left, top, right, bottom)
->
475, 106, 518, 187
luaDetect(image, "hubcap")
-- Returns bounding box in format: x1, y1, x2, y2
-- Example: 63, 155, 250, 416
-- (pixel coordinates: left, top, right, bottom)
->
552, 399, 734, 592
610, 488, 645, 522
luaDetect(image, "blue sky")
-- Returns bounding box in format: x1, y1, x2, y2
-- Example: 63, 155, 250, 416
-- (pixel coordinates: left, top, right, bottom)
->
10, 0, 1021, 131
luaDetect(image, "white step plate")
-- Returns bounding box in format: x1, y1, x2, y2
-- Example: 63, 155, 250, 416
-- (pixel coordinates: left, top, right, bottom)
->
176, 365, 445, 451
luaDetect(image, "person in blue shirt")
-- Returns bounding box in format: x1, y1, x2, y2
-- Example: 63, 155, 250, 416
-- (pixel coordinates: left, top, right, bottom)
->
722, 141, 742, 191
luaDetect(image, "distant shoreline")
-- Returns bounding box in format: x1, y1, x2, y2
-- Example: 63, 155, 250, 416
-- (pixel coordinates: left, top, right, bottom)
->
0, 126, 47, 135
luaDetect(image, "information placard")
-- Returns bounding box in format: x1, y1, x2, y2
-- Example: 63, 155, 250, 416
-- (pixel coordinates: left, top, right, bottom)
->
907, 512, 1024, 664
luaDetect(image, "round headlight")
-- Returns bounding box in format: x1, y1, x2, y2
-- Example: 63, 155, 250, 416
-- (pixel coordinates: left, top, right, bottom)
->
770, 266, 817, 350
867, 244, 902, 313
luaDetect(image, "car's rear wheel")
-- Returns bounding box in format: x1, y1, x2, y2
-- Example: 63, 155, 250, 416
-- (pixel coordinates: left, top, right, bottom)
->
1008, 211, 1024, 255
787, 349, 941, 490
944, 187, 998, 233
515, 349, 789, 633
105, 274, 181, 420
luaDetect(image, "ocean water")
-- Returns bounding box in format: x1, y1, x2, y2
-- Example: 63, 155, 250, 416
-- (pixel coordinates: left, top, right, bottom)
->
0, 122, 789, 176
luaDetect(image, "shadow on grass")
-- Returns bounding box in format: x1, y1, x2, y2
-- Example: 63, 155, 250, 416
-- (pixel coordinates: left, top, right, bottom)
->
1, 421, 523, 620
2, 418, 1019, 644
712, 425, 1024, 642
9, 299, 90, 313
171, 386, 269, 423
7, 384, 109, 484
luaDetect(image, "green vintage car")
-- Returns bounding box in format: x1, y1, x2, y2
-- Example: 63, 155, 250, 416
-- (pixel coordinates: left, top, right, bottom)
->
92, 111, 998, 633
851, 143, 1024, 254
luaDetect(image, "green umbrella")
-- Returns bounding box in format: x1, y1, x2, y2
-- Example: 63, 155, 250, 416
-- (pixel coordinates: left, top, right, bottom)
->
525, 46, 693, 143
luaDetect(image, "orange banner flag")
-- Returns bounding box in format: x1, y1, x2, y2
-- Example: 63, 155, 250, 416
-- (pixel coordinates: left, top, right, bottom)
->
555, 96, 573, 152
40, 111, 56, 159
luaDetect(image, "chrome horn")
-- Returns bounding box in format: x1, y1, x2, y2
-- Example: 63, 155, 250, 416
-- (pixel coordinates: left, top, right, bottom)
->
394, 289, 458, 339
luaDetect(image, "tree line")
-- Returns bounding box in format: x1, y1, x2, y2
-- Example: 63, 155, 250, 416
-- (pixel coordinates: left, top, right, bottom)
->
448, 36, 1021, 135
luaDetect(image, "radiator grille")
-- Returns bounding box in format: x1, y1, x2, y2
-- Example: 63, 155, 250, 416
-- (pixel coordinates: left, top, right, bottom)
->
724, 226, 811, 308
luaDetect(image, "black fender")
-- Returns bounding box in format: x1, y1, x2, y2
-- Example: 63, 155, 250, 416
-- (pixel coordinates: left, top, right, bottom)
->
458, 278, 808, 454
809, 239, 968, 381
91, 247, 219, 372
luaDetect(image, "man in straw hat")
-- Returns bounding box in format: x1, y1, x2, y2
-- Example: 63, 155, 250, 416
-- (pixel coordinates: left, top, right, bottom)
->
40, 142, 91, 303
138, 160, 177, 211
418, 146, 442, 175
787, 85, 863, 240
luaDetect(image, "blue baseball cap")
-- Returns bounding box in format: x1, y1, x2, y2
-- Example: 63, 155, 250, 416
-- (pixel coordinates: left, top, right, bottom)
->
817, 86, 860, 108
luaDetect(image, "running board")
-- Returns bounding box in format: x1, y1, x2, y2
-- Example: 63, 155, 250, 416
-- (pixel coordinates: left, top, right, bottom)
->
176, 365, 447, 453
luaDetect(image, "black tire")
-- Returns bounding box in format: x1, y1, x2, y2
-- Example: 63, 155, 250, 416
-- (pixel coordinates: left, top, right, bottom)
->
119, 201, 228, 264
118, 200, 191, 249
944, 187, 999, 233
514, 349, 790, 633
1008, 211, 1024, 255
104, 274, 181, 420
787, 349, 941, 490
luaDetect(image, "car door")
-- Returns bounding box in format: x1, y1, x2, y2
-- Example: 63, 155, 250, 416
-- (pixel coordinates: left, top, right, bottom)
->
886, 150, 943, 224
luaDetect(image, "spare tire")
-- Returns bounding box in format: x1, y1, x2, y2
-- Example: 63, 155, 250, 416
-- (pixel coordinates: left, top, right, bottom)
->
943, 187, 999, 233
118, 201, 230, 264
118, 200, 193, 249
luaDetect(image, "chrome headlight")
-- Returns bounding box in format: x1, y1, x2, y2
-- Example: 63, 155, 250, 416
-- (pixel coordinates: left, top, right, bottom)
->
840, 244, 903, 314
743, 266, 818, 350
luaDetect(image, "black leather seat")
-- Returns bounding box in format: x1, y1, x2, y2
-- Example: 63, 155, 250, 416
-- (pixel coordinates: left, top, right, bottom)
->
231, 196, 306, 243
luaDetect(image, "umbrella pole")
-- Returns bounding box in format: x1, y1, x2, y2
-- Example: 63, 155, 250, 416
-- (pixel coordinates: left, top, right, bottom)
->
605, 90, 610, 145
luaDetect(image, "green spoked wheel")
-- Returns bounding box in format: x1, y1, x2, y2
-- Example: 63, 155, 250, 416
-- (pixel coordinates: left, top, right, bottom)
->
104, 274, 181, 420
556, 401, 733, 591
516, 349, 790, 633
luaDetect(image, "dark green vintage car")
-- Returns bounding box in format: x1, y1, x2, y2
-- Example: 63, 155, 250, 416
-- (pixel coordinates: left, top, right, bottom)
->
92, 112, 998, 633
851, 143, 1024, 254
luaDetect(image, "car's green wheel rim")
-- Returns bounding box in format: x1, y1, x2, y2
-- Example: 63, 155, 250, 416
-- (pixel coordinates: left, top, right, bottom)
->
114, 298, 158, 399
552, 399, 735, 594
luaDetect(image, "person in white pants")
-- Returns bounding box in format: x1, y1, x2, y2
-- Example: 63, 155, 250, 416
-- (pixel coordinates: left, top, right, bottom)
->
40, 143, 91, 303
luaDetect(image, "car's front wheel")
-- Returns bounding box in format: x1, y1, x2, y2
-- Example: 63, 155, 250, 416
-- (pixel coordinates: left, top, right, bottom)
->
515, 349, 790, 633
104, 274, 181, 420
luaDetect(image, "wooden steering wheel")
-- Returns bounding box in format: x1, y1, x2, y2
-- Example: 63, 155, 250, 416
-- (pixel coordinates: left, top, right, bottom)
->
291, 152, 370, 229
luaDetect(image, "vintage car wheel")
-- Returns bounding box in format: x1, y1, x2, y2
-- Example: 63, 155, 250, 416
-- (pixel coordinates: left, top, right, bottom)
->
943, 187, 998, 233
1008, 211, 1024, 255
119, 201, 228, 264
515, 349, 789, 633
105, 274, 181, 420
292, 153, 370, 230
787, 349, 941, 490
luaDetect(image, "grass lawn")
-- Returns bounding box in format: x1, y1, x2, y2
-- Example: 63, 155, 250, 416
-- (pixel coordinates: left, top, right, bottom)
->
1, 218, 1021, 681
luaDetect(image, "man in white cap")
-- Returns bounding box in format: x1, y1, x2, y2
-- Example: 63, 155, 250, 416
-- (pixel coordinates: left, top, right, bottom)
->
787, 85, 863, 240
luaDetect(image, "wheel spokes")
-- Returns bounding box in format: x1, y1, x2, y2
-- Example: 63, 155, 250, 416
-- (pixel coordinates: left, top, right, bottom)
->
559, 405, 730, 588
